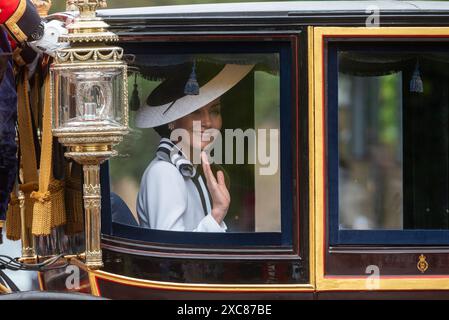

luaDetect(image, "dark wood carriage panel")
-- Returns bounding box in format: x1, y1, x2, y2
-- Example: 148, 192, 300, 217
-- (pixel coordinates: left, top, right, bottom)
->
94, 276, 314, 300
39, 267, 92, 294
94, 3, 449, 295
325, 248, 449, 276
102, 247, 307, 285
94, 273, 449, 299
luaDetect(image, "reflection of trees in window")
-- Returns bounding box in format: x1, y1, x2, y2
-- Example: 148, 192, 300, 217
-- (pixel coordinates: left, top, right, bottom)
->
338, 50, 449, 231
338, 73, 403, 230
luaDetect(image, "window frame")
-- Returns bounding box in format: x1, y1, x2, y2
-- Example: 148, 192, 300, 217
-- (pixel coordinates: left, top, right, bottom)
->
327, 40, 449, 246
99, 33, 304, 259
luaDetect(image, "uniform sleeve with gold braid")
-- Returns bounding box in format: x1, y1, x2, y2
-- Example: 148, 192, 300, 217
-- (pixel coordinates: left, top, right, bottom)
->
0, 0, 42, 44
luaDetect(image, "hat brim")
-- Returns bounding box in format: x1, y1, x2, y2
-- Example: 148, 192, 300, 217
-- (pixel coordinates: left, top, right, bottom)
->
135, 64, 254, 128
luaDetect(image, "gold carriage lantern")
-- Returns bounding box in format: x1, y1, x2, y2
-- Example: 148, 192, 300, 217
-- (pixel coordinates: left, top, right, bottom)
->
51, 0, 129, 269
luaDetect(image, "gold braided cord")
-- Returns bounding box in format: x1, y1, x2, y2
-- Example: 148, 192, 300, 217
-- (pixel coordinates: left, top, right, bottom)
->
30, 72, 40, 133
17, 69, 38, 228
18, 70, 38, 228
6, 70, 38, 240
17, 69, 38, 184
31, 74, 66, 235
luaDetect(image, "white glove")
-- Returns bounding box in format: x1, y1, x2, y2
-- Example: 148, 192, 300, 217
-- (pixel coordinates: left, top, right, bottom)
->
28, 20, 69, 57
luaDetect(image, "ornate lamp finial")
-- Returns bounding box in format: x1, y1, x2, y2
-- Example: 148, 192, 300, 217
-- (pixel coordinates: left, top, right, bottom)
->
65, 0, 107, 17
59, 0, 118, 45
66, 0, 77, 11
31, 0, 52, 17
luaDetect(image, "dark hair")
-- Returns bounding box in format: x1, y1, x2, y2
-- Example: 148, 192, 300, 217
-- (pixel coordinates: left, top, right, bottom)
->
153, 124, 171, 138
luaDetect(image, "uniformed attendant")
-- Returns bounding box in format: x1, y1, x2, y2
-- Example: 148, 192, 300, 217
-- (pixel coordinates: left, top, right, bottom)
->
0, 29, 17, 242
0, 0, 67, 236
135, 62, 254, 232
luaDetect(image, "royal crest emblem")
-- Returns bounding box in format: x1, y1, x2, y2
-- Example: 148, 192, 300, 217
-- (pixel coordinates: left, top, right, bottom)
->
417, 254, 429, 273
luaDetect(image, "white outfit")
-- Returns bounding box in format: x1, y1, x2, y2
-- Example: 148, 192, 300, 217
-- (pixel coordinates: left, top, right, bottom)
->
137, 157, 227, 232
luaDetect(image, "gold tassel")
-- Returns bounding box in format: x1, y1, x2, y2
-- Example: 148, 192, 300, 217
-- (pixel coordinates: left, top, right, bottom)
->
49, 179, 66, 227
31, 74, 66, 235
19, 182, 38, 229
30, 180, 66, 235
8, 70, 39, 241
6, 194, 21, 241
30, 190, 50, 235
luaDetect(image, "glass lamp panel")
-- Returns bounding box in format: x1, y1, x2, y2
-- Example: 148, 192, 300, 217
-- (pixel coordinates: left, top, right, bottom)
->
54, 67, 125, 129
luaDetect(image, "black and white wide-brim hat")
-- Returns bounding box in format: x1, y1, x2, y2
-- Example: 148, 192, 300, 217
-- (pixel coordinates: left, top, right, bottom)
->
135, 63, 254, 128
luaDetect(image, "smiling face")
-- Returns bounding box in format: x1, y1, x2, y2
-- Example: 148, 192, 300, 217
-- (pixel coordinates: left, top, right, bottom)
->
173, 98, 222, 152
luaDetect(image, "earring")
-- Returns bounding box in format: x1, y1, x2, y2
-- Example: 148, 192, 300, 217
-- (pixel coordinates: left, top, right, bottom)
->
168, 122, 175, 131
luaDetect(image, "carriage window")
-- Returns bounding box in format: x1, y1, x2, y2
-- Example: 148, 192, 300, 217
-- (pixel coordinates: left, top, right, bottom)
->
330, 43, 449, 244
108, 51, 284, 235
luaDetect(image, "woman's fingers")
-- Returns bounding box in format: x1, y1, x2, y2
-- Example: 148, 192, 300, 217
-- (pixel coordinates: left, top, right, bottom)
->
216, 171, 230, 201
201, 152, 217, 186
202, 153, 229, 202
216, 170, 226, 187
216, 170, 224, 184
201, 153, 230, 223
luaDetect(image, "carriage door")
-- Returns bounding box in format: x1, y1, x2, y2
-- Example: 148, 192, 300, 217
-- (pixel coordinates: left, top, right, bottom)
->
311, 27, 449, 294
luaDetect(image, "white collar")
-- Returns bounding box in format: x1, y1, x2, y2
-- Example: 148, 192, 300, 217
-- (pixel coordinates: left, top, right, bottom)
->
156, 138, 196, 178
